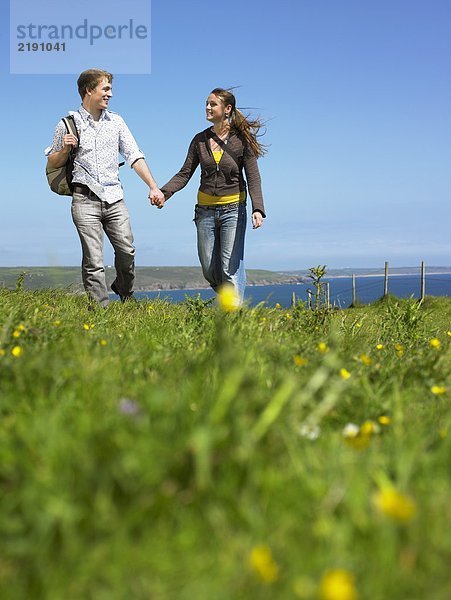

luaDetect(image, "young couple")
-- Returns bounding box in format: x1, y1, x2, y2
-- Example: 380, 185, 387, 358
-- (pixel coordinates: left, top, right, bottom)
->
45, 69, 266, 307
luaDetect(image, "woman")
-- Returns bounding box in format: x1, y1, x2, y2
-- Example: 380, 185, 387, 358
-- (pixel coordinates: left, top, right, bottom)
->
159, 88, 267, 303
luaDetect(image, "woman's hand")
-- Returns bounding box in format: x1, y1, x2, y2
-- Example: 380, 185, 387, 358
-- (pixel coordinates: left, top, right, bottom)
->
252, 211, 264, 229
149, 187, 165, 208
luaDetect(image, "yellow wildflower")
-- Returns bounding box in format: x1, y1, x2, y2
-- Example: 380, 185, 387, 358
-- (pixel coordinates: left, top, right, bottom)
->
318, 342, 329, 354
431, 385, 447, 396
394, 343, 404, 356
293, 355, 308, 367
217, 283, 240, 312
373, 487, 416, 523
319, 569, 358, 600
83, 323, 95, 331
356, 323, 362, 328
429, 338, 441, 349
249, 544, 279, 584
100, 339, 108, 346
16, 324, 26, 332
339, 368, 351, 380
359, 354, 372, 366
447, 331, 451, 337
12, 330, 21, 338
11, 346, 23, 358
378, 415, 391, 426
285, 313, 292, 320
260, 317, 267, 323
360, 420, 380, 436
275, 303, 281, 309
342, 423, 370, 450
53, 320, 61, 327
376, 343, 384, 350
0, 348, 5, 357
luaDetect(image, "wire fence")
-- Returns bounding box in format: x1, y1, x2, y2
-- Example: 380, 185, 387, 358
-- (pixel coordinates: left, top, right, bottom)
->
297, 265, 451, 308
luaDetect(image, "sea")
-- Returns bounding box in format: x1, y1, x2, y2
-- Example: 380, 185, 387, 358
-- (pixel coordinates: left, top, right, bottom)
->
129, 274, 451, 308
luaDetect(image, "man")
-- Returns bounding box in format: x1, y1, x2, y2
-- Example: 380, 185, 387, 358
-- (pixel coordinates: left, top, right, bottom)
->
45, 68, 164, 306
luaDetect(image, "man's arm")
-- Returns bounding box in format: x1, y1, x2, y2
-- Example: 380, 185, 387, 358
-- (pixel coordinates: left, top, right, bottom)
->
46, 134, 78, 168
117, 116, 165, 208
45, 120, 78, 168
132, 158, 165, 208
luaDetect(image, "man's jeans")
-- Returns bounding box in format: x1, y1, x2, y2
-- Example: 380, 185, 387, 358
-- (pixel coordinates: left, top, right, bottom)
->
71, 192, 135, 306
194, 202, 247, 302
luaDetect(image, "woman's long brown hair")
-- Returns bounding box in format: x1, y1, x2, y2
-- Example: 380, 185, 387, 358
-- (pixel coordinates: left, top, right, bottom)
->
210, 88, 267, 158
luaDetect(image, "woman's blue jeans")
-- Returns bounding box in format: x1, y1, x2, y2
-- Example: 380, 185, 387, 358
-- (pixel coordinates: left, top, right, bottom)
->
194, 202, 247, 302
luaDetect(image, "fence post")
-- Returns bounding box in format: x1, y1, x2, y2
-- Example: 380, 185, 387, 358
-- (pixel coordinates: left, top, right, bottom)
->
384, 261, 389, 297
352, 274, 356, 305
307, 290, 312, 309
326, 282, 330, 308
420, 260, 426, 302
291, 291, 296, 307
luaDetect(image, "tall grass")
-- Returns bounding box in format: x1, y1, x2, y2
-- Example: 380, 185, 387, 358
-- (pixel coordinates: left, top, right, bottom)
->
0, 289, 450, 599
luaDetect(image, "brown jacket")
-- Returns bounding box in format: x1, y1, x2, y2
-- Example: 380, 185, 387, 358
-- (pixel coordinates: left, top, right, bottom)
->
161, 127, 266, 216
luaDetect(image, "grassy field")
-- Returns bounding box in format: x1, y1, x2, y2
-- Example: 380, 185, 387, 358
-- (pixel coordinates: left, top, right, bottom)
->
0, 288, 450, 599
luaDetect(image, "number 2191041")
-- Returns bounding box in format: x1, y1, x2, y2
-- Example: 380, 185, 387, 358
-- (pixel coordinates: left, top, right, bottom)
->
18, 42, 66, 52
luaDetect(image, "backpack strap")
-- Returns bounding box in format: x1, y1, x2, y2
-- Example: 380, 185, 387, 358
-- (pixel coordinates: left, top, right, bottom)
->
61, 115, 79, 160
62, 115, 79, 141
61, 114, 125, 167
208, 129, 241, 168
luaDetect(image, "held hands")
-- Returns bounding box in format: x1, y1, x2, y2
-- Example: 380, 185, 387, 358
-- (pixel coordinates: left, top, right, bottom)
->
149, 187, 165, 209
252, 211, 264, 229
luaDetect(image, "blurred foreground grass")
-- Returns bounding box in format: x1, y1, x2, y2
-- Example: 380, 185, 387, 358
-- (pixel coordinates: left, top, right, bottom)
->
0, 289, 450, 599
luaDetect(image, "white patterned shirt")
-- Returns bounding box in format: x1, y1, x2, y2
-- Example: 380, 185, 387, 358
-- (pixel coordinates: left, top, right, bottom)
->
45, 105, 145, 204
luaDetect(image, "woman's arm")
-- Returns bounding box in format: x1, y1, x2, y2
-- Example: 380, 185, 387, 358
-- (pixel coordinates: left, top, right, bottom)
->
160, 136, 200, 200
242, 143, 266, 225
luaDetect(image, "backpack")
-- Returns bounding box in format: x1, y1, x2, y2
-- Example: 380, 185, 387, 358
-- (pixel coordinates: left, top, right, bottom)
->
46, 115, 79, 196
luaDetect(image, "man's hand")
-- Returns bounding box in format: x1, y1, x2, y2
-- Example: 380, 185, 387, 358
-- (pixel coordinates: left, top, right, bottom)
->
149, 187, 165, 209
252, 211, 264, 229
131, 160, 164, 207
47, 134, 78, 169
63, 133, 78, 152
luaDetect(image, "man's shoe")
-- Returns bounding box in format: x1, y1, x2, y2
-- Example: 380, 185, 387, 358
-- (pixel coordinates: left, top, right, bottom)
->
111, 281, 136, 303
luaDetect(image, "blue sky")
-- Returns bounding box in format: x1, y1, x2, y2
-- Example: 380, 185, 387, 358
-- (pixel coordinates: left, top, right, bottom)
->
1, 0, 450, 270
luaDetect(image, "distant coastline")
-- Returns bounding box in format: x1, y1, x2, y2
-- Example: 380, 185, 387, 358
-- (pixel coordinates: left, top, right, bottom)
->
1, 266, 450, 292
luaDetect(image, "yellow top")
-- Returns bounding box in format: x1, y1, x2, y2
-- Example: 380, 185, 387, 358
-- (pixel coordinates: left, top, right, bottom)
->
212, 150, 223, 163
197, 149, 245, 206
197, 190, 246, 206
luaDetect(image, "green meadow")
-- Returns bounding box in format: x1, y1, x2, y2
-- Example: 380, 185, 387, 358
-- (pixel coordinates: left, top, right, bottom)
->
0, 288, 450, 599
